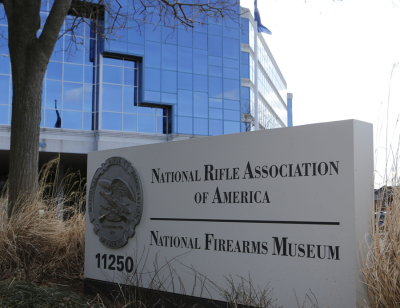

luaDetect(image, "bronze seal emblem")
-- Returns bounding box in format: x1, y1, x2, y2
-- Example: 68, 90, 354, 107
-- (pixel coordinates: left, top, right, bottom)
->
89, 157, 143, 249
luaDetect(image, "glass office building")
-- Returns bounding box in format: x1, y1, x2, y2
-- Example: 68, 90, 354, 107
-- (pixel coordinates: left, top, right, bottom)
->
0, 1, 291, 173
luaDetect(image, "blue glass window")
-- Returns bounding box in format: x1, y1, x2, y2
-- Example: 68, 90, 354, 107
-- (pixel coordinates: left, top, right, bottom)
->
145, 25, 162, 42
123, 113, 137, 131
178, 29, 192, 47
64, 64, 83, 82
124, 59, 137, 68
145, 41, 161, 68
156, 116, 163, 134
124, 68, 137, 86
145, 91, 160, 102
193, 32, 207, 50
162, 27, 177, 45
162, 44, 177, 70
241, 18, 249, 31
128, 43, 144, 55
209, 25, 222, 36
194, 118, 208, 135
193, 75, 207, 92
84, 65, 94, 84
224, 99, 240, 110
223, 79, 239, 100
209, 56, 222, 66
162, 93, 177, 104
178, 46, 192, 73
45, 61, 62, 81
225, 17, 239, 29
209, 108, 222, 119
138, 115, 156, 133
102, 112, 122, 130
241, 86, 250, 99
241, 64, 249, 79
178, 116, 192, 134
209, 35, 222, 57
0, 74, 9, 104
223, 68, 239, 80
83, 112, 93, 130
63, 82, 83, 111
128, 21, 145, 44
224, 121, 240, 134
123, 86, 137, 113
0, 55, 10, 75
138, 107, 156, 115
178, 72, 192, 90
194, 92, 208, 118
50, 38, 63, 62
0, 105, 8, 124
209, 65, 222, 77
224, 109, 240, 121
84, 38, 94, 65
0, 40, 8, 55
103, 65, 123, 84
224, 58, 239, 69
242, 99, 250, 113
114, 23, 128, 41
223, 27, 239, 39
102, 84, 122, 112
83, 84, 93, 112
162, 70, 177, 93
223, 38, 239, 59
209, 77, 222, 98
178, 90, 192, 116
64, 40, 84, 64
108, 40, 128, 53
63, 111, 82, 129
193, 49, 207, 75
103, 57, 122, 66
241, 30, 249, 45
209, 119, 223, 136
241, 52, 249, 65
45, 109, 59, 128
209, 98, 223, 109
193, 21, 207, 33
145, 68, 161, 92
0, 5, 6, 21
46, 80, 62, 109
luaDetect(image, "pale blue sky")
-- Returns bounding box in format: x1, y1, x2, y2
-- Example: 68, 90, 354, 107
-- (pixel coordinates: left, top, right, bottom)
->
241, 0, 400, 185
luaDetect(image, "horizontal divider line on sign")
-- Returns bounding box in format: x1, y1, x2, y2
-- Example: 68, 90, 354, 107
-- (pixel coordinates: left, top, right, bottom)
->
150, 218, 340, 226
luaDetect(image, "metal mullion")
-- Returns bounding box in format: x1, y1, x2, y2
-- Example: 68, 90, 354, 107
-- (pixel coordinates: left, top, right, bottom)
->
136, 68, 139, 132
60, 34, 64, 128
99, 53, 103, 130
121, 59, 124, 131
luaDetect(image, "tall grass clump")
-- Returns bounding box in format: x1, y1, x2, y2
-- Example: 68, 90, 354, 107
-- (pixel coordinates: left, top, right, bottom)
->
0, 157, 86, 282
362, 184, 400, 307
361, 63, 400, 307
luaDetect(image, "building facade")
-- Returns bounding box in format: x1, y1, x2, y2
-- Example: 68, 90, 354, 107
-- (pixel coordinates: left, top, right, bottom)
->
0, 1, 291, 177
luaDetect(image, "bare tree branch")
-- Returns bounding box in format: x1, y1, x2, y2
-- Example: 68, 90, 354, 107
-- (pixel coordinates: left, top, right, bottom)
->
39, 0, 73, 58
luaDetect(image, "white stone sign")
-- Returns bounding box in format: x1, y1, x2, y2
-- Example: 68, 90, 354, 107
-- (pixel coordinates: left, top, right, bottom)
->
85, 120, 373, 307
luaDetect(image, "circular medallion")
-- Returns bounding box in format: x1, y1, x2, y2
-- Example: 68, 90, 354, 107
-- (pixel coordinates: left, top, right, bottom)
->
88, 157, 143, 249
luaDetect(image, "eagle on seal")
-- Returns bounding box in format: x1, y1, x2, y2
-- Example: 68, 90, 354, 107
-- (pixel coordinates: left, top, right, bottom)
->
98, 178, 135, 223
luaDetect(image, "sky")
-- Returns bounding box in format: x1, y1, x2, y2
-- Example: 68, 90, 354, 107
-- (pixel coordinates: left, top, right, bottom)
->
241, 0, 400, 186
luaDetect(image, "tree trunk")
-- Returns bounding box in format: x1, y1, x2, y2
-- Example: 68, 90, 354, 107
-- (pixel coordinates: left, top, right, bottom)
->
4, 0, 72, 217
7, 57, 46, 217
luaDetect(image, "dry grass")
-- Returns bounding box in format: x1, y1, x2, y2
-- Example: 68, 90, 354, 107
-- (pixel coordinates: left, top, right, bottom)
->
361, 185, 400, 308
0, 157, 86, 282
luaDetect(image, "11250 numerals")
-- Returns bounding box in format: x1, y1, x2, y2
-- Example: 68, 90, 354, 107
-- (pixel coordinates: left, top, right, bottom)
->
95, 253, 134, 273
